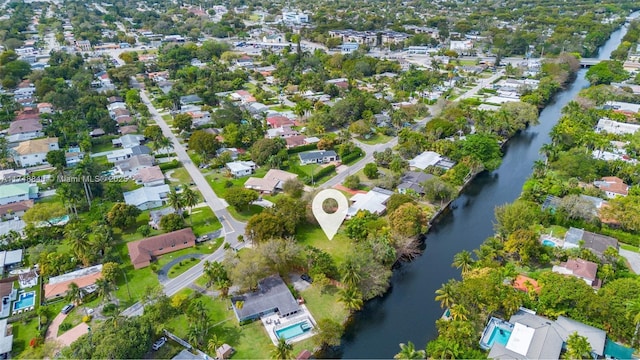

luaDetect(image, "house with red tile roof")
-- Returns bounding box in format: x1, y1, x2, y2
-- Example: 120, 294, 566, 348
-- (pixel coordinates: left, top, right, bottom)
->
266, 115, 294, 128
552, 258, 600, 288
593, 176, 628, 198
512, 274, 541, 293
127, 228, 196, 269
44, 264, 103, 300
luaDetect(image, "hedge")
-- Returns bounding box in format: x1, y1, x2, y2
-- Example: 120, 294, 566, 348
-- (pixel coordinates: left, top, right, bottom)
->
159, 160, 182, 171
312, 165, 336, 182
341, 151, 363, 165
287, 143, 318, 154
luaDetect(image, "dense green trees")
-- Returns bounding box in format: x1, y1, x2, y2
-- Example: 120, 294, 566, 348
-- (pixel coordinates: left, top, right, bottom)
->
586, 61, 629, 85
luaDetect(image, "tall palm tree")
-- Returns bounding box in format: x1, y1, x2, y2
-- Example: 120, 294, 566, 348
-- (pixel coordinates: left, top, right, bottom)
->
435, 280, 456, 309
181, 187, 199, 224
66, 282, 85, 305
451, 250, 474, 274
167, 189, 185, 213
65, 223, 91, 265
270, 337, 293, 360
207, 335, 222, 356
626, 297, 640, 347
156, 135, 172, 154
338, 286, 363, 312
394, 341, 426, 359
95, 278, 115, 303
340, 260, 361, 287
107, 306, 123, 328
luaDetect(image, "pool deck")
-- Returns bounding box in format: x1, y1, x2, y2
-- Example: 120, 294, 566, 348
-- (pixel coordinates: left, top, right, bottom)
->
539, 235, 564, 247
261, 304, 317, 345
479, 317, 514, 350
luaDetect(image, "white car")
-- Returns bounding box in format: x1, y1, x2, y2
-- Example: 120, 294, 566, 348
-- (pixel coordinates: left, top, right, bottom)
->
152, 337, 167, 351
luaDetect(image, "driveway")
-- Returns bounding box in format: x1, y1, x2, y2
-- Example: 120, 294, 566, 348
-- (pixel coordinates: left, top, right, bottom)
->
45, 312, 89, 348
45, 313, 66, 343
620, 248, 640, 274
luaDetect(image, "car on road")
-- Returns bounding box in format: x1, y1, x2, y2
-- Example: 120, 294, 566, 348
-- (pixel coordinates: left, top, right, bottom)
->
61, 304, 75, 314
300, 274, 313, 283
152, 337, 167, 351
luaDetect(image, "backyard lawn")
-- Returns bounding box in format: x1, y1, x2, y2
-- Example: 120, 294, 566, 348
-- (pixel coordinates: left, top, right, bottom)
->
296, 226, 353, 266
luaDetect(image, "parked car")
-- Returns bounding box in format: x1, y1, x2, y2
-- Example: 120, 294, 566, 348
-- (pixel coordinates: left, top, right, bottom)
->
300, 274, 313, 283
152, 337, 167, 351
61, 304, 74, 314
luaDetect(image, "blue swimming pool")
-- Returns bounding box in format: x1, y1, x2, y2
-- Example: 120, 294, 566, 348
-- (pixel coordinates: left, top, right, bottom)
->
542, 239, 557, 247
487, 327, 512, 348
275, 320, 312, 340
13, 291, 35, 311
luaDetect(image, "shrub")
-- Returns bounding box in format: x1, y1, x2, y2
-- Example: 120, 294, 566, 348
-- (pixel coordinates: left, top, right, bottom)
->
82, 315, 92, 323
59, 323, 72, 331
159, 160, 182, 171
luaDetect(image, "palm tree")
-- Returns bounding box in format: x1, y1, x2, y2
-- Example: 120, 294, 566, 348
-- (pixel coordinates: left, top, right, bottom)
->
451, 250, 474, 274
66, 282, 85, 305
95, 278, 115, 303
435, 280, 456, 309
107, 306, 123, 328
340, 261, 361, 287
338, 286, 363, 312
394, 341, 426, 359
181, 187, 199, 224
449, 304, 469, 321
270, 337, 293, 360
65, 223, 91, 265
156, 135, 173, 154
207, 335, 222, 356
563, 332, 593, 360
626, 297, 640, 347
167, 189, 185, 213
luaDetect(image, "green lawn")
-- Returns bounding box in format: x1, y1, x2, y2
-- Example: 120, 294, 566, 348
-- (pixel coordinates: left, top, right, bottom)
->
296, 225, 353, 266
92, 142, 116, 153
269, 105, 292, 112
167, 257, 201, 279
300, 284, 349, 325
169, 167, 193, 184
11, 316, 40, 356
155, 238, 223, 268
113, 243, 161, 305
227, 204, 263, 222
188, 207, 222, 236
207, 168, 268, 198
115, 210, 163, 243
358, 133, 392, 145
621, 244, 640, 252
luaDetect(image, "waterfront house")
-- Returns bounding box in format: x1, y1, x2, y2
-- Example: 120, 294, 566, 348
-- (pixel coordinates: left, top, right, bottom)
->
230, 276, 300, 322
552, 258, 600, 288
562, 227, 618, 258
397, 171, 434, 195
346, 187, 393, 218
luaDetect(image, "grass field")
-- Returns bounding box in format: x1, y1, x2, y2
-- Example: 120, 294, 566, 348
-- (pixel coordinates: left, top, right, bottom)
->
169, 167, 193, 184
358, 133, 392, 145
296, 225, 352, 266
226, 204, 263, 221
189, 207, 223, 236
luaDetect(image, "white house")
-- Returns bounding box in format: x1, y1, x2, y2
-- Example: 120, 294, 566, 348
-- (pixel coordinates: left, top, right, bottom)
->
106, 148, 133, 162
0, 183, 38, 206
12, 138, 59, 167
226, 161, 256, 177
346, 187, 393, 218
298, 150, 338, 165
123, 184, 170, 210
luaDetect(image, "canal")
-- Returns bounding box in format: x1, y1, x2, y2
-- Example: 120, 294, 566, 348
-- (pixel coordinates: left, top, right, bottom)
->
337, 14, 638, 359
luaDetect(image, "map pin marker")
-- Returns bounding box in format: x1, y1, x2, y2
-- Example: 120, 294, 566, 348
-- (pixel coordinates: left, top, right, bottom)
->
312, 189, 349, 241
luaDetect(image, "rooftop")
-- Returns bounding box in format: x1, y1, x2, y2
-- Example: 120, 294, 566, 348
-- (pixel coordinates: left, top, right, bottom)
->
127, 228, 196, 269
44, 264, 103, 299
230, 276, 300, 321
13, 137, 58, 155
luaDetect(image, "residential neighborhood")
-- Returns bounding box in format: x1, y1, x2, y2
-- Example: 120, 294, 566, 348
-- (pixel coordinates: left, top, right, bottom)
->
0, 0, 638, 358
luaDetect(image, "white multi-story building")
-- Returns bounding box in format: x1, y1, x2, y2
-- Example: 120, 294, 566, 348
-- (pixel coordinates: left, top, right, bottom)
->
282, 10, 309, 24
12, 138, 59, 167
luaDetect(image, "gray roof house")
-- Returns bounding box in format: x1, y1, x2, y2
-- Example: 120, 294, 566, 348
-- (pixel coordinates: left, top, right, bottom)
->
123, 184, 170, 210
180, 95, 202, 105
298, 150, 338, 165
230, 276, 300, 322
563, 227, 619, 257
112, 134, 145, 149
485, 309, 606, 360
115, 154, 154, 176
398, 171, 434, 195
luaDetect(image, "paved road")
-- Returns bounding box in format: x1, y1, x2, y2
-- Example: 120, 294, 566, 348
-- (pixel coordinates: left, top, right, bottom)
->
620, 248, 640, 274
321, 70, 504, 189
120, 91, 248, 316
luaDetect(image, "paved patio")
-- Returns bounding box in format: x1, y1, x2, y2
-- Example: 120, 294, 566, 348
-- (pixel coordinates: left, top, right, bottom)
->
260, 304, 317, 345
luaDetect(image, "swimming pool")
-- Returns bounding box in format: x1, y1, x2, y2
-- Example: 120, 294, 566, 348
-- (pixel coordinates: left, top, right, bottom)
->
275, 320, 313, 340
486, 327, 512, 348
13, 291, 35, 311
542, 239, 557, 247
48, 215, 70, 226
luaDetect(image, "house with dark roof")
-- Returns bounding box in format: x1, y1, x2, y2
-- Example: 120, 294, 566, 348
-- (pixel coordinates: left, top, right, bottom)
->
298, 150, 338, 165
127, 228, 196, 269
7, 118, 43, 143
180, 95, 202, 105
398, 171, 434, 195
230, 276, 300, 322
562, 227, 619, 258
0, 200, 33, 220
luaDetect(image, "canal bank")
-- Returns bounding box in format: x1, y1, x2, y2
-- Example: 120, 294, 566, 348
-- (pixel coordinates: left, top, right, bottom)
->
335, 14, 639, 359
